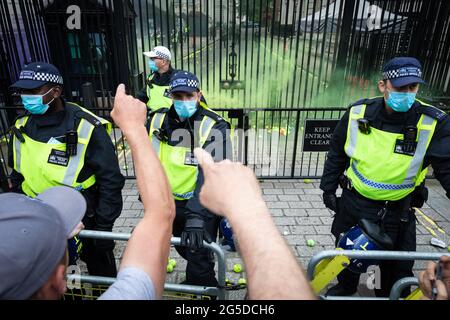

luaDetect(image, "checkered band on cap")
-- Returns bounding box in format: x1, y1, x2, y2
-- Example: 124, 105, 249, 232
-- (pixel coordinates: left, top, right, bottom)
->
154, 50, 170, 60
170, 77, 199, 90
383, 67, 422, 80
19, 70, 64, 84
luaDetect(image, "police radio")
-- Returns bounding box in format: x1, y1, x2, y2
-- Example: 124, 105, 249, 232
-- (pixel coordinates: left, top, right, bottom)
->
403, 126, 417, 153
357, 118, 370, 134
65, 130, 78, 156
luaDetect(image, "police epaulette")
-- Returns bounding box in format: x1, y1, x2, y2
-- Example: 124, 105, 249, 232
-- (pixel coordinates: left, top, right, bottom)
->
201, 108, 224, 122
74, 110, 102, 127
415, 104, 448, 122
347, 98, 379, 110
151, 107, 170, 116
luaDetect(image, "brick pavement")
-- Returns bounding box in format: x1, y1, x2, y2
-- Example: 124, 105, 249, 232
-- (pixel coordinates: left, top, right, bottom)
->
105, 178, 450, 299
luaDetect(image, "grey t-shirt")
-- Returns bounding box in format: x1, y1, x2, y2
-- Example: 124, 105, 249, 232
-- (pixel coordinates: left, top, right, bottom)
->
98, 267, 156, 300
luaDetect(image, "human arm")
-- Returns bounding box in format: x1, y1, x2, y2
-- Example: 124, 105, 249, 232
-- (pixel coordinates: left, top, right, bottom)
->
194, 148, 316, 300
110, 84, 176, 299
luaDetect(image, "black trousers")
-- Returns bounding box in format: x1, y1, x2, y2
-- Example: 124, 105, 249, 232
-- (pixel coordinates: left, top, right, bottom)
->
79, 239, 117, 278
331, 189, 416, 297
173, 201, 220, 287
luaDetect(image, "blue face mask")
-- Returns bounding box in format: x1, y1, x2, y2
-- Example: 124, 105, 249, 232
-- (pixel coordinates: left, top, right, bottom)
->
174, 99, 197, 119
20, 88, 55, 115
386, 90, 417, 112
148, 60, 158, 72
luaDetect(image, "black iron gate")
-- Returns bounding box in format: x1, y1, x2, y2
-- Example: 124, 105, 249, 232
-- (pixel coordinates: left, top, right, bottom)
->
0, 0, 449, 181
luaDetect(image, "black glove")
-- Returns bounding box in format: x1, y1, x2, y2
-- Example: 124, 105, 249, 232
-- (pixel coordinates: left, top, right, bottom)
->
181, 215, 212, 251
323, 192, 340, 213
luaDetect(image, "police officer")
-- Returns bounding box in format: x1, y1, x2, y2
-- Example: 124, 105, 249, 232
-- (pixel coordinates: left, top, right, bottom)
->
146, 71, 232, 289
137, 46, 176, 112
8, 62, 125, 278
320, 57, 450, 297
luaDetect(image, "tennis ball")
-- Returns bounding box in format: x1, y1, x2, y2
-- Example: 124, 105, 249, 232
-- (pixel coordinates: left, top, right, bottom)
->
166, 264, 174, 273
122, 165, 129, 170
448, 246, 450, 252
304, 179, 311, 183
168, 259, 177, 267
238, 278, 247, 285
307, 239, 315, 247
233, 263, 243, 273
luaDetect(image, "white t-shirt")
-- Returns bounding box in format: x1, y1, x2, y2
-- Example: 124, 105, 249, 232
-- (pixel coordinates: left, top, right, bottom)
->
98, 267, 155, 300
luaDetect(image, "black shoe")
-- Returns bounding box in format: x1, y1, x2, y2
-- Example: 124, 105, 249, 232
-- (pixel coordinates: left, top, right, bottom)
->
325, 283, 357, 296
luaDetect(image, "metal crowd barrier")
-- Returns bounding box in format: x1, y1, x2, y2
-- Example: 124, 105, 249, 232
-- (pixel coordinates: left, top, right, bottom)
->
67, 230, 227, 300
307, 250, 449, 300
389, 277, 420, 300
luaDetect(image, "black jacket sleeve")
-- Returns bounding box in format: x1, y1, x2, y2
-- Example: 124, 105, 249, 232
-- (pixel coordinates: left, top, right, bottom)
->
184, 120, 232, 219
319, 110, 350, 193
424, 115, 450, 199
136, 86, 149, 104
83, 126, 125, 229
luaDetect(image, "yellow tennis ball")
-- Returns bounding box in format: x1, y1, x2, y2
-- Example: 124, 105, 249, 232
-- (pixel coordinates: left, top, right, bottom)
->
307, 239, 315, 247
169, 259, 177, 267
233, 263, 243, 273
166, 264, 174, 273
238, 278, 247, 285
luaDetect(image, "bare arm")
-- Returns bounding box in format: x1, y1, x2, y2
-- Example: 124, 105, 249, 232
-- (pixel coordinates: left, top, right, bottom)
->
194, 148, 315, 300
111, 84, 175, 299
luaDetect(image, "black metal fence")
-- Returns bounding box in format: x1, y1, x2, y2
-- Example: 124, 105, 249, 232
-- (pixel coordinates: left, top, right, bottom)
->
1, 0, 450, 182
1, 0, 449, 111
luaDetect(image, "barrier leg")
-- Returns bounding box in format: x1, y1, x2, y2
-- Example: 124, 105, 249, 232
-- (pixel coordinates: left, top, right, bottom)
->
311, 255, 350, 294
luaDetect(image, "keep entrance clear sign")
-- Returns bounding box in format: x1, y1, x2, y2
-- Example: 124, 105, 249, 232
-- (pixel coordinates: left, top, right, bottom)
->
302, 120, 339, 152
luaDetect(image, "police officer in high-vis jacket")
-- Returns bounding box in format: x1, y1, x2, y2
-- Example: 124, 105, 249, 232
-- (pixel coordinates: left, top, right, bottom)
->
320, 57, 450, 297
8, 62, 125, 279
146, 71, 232, 288
137, 46, 175, 112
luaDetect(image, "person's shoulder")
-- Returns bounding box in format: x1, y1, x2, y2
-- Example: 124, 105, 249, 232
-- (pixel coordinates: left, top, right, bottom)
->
199, 106, 227, 123
414, 100, 448, 123
66, 102, 105, 128
347, 97, 382, 110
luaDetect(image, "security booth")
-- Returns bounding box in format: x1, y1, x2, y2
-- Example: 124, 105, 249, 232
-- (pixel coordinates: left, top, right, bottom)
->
42, 0, 138, 107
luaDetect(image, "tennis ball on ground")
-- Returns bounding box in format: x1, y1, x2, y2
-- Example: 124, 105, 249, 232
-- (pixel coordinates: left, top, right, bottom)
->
233, 263, 243, 273
307, 239, 316, 247
168, 259, 177, 267
304, 179, 311, 183
238, 278, 247, 285
166, 264, 174, 273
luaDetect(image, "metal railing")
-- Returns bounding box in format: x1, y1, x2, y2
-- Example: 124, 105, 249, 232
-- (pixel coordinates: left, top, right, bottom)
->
389, 277, 420, 300
68, 230, 228, 300
307, 249, 450, 300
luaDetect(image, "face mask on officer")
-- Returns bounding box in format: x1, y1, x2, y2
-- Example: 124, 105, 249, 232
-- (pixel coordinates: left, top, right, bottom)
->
20, 87, 56, 115
148, 59, 159, 72
173, 99, 198, 119
386, 89, 416, 113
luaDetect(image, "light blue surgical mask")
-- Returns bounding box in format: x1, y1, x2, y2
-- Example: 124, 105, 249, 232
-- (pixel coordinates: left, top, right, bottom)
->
148, 60, 158, 72
174, 99, 197, 119
386, 89, 416, 112
20, 88, 55, 115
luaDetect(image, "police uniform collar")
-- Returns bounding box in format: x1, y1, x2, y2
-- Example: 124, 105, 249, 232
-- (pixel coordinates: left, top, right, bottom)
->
380, 98, 412, 123
31, 98, 67, 127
